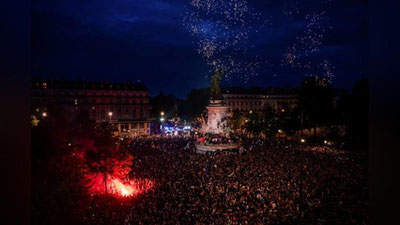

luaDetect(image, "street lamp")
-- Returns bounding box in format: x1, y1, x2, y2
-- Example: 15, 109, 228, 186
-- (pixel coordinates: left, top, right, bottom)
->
108, 111, 113, 121
42, 112, 47, 117
160, 111, 165, 135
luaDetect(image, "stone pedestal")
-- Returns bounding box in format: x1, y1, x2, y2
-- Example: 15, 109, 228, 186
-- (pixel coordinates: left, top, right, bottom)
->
201, 99, 228, 134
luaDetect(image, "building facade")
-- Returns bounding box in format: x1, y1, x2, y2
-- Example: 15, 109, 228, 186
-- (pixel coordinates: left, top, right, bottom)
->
31, 80, 151, 136
222, 87, 298, 114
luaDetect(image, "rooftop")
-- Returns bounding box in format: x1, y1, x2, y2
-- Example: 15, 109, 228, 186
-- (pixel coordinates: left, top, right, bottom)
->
222, 86, 298, 95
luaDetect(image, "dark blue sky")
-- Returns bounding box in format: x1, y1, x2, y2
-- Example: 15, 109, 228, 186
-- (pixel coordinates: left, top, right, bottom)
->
32, 0, 367, 98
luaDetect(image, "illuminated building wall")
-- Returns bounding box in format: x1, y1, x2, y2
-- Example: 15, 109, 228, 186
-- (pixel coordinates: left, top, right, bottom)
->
31, 80, 151, 136
222, 87, 298, 114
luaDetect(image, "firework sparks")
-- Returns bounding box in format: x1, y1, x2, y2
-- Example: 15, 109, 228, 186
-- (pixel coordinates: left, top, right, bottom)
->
281, 0, 336, 84
183, 0, 269, 82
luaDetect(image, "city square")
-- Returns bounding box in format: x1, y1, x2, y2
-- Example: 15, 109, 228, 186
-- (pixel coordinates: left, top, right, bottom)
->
30, 0, 368, 224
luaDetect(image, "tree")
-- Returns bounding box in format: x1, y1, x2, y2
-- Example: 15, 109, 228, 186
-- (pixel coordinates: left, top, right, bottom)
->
334, 89, 352, 125
32, 107, 94, 225
84, 122, 133, 195
150, 92, 178, 119
348, 78, 368, 150
276, 106, 301, 136
245, 111, 264, 135
32, 107, 134, 224
260, 107, 280, 137
181, 88, 210, 121
228, 109, 247, 131
298, 76, 334, 139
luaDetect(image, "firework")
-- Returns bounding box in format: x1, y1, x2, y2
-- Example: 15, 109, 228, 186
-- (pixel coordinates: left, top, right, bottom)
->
282, 0, 336, 83
183, 0, 268, 82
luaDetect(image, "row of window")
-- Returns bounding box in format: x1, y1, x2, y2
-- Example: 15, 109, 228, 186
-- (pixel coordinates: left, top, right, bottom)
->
73, 98, 149, 104
224, 95, 265, 99
35, 98, 149, 105
227, 100, 296, 106
33, 84, 147, 97
227, 101, 262, 106
58, 106, 149, 120
90, 112, 149, 120
64, 92, 147, 97
118, 123, 147, 131
227, 105, 283, 113
224, 95, 296, 99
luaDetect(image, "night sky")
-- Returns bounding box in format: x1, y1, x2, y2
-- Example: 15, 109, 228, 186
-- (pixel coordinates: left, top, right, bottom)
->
32, 0, 367, 98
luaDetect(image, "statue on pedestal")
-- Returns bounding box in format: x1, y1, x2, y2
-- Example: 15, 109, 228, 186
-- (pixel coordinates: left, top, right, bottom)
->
210, 69, 224, 100
194, 68, 239, 154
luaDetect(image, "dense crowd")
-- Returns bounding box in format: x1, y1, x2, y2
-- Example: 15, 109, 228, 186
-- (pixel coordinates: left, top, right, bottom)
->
83, 137, 367, 225
197, 133, 239, 145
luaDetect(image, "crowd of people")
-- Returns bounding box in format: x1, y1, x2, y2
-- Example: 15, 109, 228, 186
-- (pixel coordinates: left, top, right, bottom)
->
82, 136, 367, 225
196, 133, 239, 145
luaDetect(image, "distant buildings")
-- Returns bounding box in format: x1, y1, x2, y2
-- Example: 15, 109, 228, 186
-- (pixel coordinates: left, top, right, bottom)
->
222, 87, 298, 114
31, 79, 151, 137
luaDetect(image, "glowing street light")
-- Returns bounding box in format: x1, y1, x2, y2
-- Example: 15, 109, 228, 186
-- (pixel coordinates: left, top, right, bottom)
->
160, 111, 164, 116
108, 111, 113, 121
160, 118, 165, 122
42, 112, 47, 117
300, 139, 306, 143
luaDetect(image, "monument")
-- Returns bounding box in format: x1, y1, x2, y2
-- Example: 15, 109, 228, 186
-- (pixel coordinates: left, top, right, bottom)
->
195, 69, 240, 154
200, 69, 229, 134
